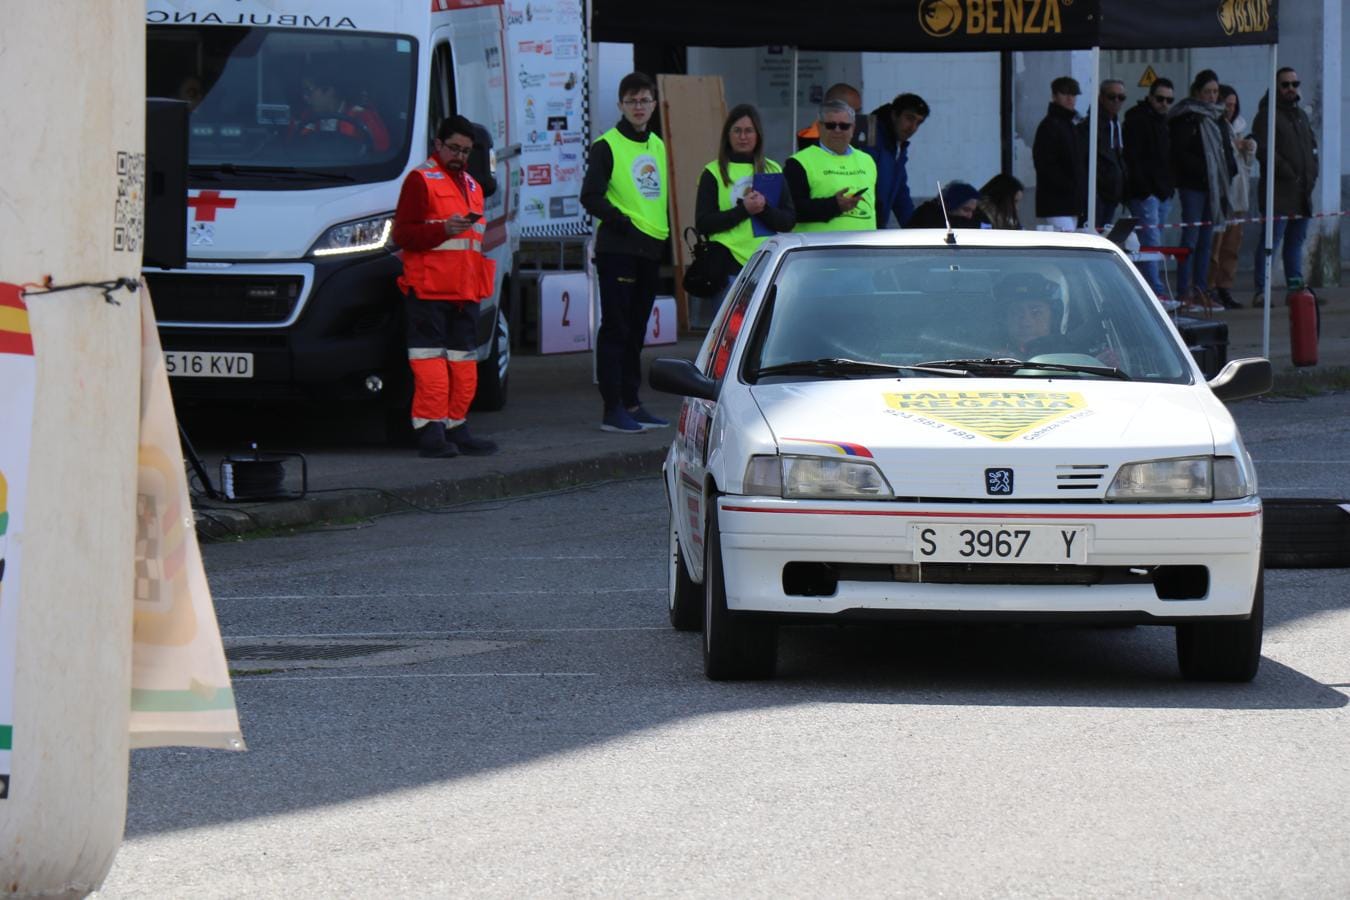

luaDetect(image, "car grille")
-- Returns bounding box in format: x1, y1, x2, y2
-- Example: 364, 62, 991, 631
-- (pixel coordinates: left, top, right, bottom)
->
146, 273, 303, 324
1056, 463, 1109, 493
782, 562, 1208, 599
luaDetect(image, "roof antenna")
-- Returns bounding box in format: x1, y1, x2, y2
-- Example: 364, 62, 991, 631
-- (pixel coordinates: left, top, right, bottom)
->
936, 180, 956, 245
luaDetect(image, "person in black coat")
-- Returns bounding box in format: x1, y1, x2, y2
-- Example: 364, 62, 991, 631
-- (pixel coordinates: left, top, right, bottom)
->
1032, 76, 1087, 230
1123, 78, 1177, 297
1080, 79, 1129, 228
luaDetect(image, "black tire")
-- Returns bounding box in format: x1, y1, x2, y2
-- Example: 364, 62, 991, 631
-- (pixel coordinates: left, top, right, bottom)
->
668, 504, 703, 631
473, 306, 510, 412
1176, 568, 1263, 682
1263, 498, 1350, 568
703, 500, 776, 680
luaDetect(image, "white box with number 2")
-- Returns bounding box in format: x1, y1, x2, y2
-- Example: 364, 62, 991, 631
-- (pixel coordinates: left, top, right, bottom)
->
538, 272, 591, 355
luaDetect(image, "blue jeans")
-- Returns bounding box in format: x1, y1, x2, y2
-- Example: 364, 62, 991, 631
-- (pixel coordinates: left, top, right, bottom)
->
1252, 216, 1310, 290
1128, 194, 1173, 296
1177, 188, 1214, 297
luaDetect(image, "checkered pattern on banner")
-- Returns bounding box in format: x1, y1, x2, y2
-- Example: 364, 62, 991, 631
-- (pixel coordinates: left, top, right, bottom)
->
520, 0, 592, 238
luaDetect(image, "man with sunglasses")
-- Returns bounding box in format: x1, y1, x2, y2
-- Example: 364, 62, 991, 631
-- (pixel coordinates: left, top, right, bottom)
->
784, 99, 877, 233
1081, 80, 1129, 229
1124, 78, 1177, 299
1250, 67, 1318, 305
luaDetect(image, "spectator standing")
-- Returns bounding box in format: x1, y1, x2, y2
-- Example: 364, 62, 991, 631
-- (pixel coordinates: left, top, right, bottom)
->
978, 174, 1024, 230
905, 181, 987, 229
785, 100, 877, 232
1032, 76, 1087, 231
579, 72, 671, 434
1167, 69, 1237, 310
392, 115, 499, 458
1082, 79, 1129, 228
1250, 66, 1319, 305
1207, 85, 1256, 309
796, 83, 864, 151
861, 93, 930, 228
695, 104, 796, 291
1123, 78, 1177, 298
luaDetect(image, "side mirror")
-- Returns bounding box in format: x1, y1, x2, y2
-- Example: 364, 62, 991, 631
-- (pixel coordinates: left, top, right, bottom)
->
1208, 357, 1272, 402
650, 357, 717, 401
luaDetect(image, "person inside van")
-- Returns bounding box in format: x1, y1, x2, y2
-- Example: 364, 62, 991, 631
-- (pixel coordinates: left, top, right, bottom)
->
291, 68, 391, 154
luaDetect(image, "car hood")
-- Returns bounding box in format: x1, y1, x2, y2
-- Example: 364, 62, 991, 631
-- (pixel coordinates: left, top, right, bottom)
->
750, 378, 1219, 500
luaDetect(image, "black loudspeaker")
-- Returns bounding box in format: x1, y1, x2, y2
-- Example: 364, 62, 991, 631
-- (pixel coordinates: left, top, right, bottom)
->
144, 98, 188, 270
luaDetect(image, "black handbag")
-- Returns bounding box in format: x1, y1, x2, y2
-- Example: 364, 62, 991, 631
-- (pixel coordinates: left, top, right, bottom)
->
681, 227, 730, 298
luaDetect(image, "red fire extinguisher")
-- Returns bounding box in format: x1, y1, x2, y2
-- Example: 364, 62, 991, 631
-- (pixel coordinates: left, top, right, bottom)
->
1288, 286, 1319, 367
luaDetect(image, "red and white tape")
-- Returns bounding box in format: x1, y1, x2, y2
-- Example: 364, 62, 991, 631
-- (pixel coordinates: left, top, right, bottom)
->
1154, 209, 1350, 230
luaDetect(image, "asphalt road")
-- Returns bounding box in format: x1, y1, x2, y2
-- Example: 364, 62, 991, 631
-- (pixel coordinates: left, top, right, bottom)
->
97, 393, 1350, 897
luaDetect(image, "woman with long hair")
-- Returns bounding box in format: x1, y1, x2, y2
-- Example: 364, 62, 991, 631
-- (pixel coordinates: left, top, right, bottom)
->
694, 104, 795, 291
1207, 85, 1257, 309
1168, 69, 1239, 311
978, 174, 1024, 229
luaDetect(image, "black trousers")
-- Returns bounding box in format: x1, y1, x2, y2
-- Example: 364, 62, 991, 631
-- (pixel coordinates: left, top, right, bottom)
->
593, 253, 659, 411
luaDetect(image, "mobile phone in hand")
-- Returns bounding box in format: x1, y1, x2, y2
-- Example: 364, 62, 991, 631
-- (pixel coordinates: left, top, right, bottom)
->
852, 187, 868, 198
465, 212, 483, 222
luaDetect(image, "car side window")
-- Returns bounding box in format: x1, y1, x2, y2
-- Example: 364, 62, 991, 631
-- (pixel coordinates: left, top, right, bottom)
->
705, 252, 770, 381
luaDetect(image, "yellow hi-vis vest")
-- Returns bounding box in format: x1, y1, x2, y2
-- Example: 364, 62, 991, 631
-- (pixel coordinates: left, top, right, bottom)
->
789, 144, 877, 232
599, 127, 670, 241
703, 158, 783, 265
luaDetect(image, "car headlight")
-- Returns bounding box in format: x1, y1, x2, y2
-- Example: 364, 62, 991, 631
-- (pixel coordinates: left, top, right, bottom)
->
742, 454, 894, 499
308, 214, 394, 257
1106, 456, 1253, 501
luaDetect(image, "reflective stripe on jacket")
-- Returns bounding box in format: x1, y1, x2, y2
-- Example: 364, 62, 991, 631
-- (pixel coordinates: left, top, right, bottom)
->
398, 158, 496, 301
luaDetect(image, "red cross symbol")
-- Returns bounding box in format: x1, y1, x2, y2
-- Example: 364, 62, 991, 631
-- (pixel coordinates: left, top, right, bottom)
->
188, 190, 238, 222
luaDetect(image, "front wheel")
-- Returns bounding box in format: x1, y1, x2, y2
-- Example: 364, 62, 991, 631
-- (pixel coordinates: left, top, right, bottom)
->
668, 503, 703, 631
703, 500, 776, 680
1176, 568, 1264, 682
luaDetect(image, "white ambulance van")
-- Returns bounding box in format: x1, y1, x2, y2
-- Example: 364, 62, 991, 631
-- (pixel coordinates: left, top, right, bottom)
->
144, 0, 518, 423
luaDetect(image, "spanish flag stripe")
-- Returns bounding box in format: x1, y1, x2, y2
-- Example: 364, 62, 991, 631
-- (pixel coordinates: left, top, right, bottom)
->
0, 307, 30, 333
0, 331, 34, 356
0, 291, 27, 311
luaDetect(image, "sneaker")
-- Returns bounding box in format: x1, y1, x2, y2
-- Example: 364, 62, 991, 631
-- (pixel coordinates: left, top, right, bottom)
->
1252, 291, 1265, 308
1214, 287, 1242, 310
601, 406, 643, 434
628, 405, 669, 430
446, 423, 498, 456
416, 422, 460, 459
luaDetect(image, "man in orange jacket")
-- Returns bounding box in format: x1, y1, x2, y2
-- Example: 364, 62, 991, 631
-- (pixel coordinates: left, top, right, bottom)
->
393, 115, 499, 458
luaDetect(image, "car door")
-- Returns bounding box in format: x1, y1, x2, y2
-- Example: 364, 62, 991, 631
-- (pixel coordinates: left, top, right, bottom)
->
677, 251, 771, 579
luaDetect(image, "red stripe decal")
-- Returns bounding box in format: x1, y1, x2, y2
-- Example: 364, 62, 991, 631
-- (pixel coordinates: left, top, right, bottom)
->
0, 331, 34, 356
720, 506, 1261, 521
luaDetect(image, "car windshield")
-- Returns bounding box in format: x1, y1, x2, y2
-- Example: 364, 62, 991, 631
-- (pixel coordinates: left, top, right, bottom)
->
147, 26, 417, 188
745, 247, 1192, 384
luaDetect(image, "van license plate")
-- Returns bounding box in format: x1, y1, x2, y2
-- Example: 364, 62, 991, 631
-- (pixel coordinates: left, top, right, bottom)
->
910, 524, 1089, 564
164, 351, 254, 379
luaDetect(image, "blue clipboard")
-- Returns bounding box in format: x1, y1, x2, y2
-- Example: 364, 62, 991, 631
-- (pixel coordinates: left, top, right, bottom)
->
750, 172, 784, 237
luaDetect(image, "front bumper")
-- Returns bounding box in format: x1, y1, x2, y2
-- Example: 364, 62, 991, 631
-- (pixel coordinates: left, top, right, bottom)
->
715, 496, 1262, 620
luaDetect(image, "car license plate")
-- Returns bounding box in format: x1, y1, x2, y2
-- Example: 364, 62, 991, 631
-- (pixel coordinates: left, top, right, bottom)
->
164, 351, 253, 379
911, 524, 1089, 564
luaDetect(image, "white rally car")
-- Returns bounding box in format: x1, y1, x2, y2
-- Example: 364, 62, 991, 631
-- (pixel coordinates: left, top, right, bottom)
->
653, 229, 1272, 682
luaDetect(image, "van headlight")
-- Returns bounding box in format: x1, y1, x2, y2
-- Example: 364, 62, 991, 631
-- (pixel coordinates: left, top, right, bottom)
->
1106, 456, 1254, 501
742, 454, 893, 499
308, 214, 394, 257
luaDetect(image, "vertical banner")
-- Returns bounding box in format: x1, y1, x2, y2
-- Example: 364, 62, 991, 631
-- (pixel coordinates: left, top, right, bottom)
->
130, 288, 243, 751
0, 284, 35, 798
512, 0, 589, 236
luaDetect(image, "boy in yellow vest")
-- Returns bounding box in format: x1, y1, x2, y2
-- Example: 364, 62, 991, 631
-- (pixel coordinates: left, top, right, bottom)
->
580, 72, 671, 434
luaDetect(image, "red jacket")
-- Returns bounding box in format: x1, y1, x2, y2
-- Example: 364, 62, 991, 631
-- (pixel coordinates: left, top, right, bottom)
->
394, 158, 495, 301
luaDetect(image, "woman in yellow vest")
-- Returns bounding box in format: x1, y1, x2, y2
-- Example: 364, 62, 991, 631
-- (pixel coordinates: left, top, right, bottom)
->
695, 104, 796, 293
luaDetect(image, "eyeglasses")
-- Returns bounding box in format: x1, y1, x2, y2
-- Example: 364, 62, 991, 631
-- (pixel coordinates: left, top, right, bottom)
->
1151, 94, 1175, 104
1105, 93, 1127, 101
1280, 80, 1301, 89
439, 142, 473, 157
622, 97, 655, 107
821, 121, 853, 131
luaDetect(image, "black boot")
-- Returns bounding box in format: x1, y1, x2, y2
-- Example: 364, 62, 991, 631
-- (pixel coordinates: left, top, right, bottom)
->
446, 423, 498, 456
417, 422, 460, 458
1214, 287, 1242, 310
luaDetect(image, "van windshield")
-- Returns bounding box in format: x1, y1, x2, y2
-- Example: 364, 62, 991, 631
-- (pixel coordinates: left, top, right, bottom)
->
147, 26, 417, 188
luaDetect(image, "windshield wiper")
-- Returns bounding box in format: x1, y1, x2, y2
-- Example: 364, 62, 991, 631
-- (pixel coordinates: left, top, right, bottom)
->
755, 357, 970, 379
915, 357, 1132, 380
191, 163, 355, 182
